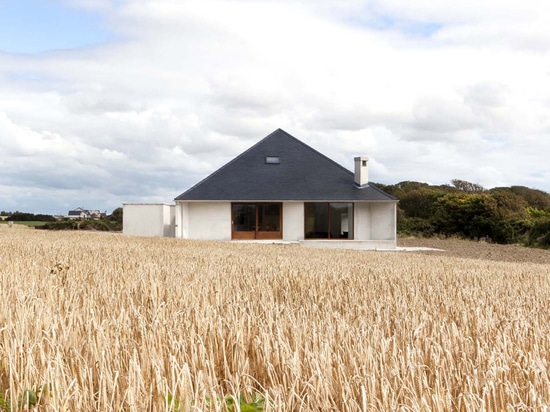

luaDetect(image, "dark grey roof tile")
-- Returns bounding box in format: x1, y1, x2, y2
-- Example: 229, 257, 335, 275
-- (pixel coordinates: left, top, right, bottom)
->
175, 129, 396, 202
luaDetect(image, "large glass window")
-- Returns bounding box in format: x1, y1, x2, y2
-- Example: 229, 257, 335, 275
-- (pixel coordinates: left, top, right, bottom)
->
258, 204, 281, 232
305, 203, 329, 238
232, 203, 282, 239
305, 202, 353, 239
233, 204, 256, 232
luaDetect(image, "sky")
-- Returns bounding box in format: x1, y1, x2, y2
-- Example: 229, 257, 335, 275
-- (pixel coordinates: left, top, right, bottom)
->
1, 0, 550, 215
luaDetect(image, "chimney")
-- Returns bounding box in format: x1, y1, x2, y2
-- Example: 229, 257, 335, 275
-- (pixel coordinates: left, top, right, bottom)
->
354, 156, 369, 187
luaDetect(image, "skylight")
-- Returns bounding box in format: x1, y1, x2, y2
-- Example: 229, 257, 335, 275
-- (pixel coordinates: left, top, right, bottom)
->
265, 156, 280, 164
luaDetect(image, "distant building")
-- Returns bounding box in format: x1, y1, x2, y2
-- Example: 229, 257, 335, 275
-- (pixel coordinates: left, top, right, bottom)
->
67, 207, 106, 219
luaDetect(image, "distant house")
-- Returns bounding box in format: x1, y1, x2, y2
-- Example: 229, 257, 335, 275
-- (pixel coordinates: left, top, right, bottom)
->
67, 207, 106, 219
124, 129, 398, 250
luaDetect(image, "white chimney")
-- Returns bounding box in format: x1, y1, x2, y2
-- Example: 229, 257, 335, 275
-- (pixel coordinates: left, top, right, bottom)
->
354, 156, 369, 187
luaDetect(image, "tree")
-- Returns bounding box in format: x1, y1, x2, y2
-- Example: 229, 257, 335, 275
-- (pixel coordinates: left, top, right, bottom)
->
109, 207, 123, 224
510, 186, 550, 210
489, 188, 529, 220
8, 212, 56, 222
399, 189, 445, 219
431, 193, 498, 239
527, 218, 550, 248
451, 179, 485, 193
379, 179, 550, 247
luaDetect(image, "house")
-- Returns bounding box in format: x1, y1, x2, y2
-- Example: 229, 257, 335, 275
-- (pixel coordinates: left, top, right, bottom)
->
124, 129, 398, 249
67, 207, 106, 219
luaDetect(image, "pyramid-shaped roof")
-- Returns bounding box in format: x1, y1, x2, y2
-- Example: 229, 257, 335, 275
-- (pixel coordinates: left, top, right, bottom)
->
175, 129, 396, 202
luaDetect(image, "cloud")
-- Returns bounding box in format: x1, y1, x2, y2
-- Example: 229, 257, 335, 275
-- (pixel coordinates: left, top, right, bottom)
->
1, 0, 550, 214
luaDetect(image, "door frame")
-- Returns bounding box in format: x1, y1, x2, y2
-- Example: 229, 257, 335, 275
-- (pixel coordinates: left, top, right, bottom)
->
231, 202, 283, 240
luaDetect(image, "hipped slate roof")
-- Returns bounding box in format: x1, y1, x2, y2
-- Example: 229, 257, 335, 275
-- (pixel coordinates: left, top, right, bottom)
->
175, 129, 397, 202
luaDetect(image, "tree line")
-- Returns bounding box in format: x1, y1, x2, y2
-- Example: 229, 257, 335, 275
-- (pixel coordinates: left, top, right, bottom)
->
5, 212, 57, 222
375, 179, 550, 248
3, 208, 123, 231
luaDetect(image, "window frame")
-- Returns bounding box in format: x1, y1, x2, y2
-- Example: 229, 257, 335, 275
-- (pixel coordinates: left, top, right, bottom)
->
231, 202, 283, 239
304, 202, 354, 239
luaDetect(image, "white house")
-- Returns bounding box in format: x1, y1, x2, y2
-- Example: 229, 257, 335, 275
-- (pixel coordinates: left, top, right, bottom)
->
124, 129, 398, 250
67, 207, 106, 219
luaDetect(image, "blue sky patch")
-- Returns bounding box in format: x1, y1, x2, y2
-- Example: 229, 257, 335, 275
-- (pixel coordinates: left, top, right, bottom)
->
0, 0, 114, 54
346, 8, 441, 38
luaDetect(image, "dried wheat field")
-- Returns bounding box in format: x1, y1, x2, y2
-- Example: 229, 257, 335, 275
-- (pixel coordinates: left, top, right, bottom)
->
1, 225, 550, 411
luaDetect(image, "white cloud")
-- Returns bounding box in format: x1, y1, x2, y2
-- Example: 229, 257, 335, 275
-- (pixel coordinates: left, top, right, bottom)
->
1, 0, 550, 214
101, 148, 126, 160
0, 112, 78, 156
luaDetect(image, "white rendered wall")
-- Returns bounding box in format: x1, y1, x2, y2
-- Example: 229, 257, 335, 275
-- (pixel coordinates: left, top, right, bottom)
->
354, 202, 371, 240
123, 203, 175, 237
282, 202, 304, 241
354, 202, 396, 242
166, 205, 176, 237
187, 202, 231, 240
369, 203, 396, 241
175, 202, 189, 239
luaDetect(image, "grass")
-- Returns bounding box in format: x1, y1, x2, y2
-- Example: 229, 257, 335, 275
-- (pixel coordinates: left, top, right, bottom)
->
1, 225, 550, 410
0, 220, 50, 227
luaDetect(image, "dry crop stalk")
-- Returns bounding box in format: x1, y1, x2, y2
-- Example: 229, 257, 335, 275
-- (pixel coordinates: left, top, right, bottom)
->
0, 226, 549, 411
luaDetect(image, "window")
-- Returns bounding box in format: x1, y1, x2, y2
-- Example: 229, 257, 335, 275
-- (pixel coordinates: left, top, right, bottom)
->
258, 204, 281, 232
232, 203, 282, 239
233, 204, 256, 232
265, 156, 280, 164
305, 202, 353, 239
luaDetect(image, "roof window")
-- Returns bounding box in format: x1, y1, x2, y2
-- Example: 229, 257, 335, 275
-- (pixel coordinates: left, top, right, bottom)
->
265, 156, 280, 164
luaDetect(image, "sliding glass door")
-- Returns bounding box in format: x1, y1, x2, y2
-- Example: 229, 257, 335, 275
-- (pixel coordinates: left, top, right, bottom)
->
232, 204, 257, 239
232, 203, 282, 239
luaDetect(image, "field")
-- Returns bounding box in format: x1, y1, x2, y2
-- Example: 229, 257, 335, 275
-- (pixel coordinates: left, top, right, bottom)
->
0, 221, 50, 228
1, 226, 550, 411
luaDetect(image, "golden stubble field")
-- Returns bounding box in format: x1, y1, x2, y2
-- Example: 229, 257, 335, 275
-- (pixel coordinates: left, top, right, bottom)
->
1, 225, 550, 411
